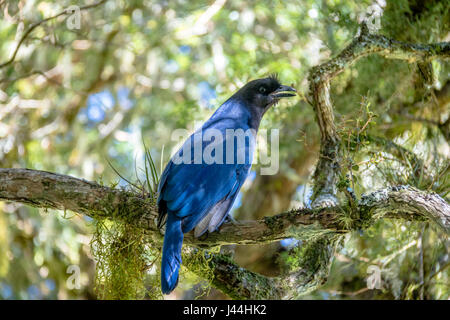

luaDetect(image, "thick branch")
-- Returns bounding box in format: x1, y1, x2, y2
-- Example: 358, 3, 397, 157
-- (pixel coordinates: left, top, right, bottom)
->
365, 135, 430, 181
1, 19, 448, 300
0, 167, 449, 299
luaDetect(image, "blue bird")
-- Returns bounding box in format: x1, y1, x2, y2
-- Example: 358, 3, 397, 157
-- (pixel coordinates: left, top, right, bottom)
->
157, 76, 296, 294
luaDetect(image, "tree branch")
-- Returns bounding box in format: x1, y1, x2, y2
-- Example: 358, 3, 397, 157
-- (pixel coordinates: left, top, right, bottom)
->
1, 23, 449, 300
308, 23, 449, 208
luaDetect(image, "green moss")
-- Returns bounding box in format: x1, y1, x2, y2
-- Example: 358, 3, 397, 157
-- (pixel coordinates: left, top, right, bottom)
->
208, 253, 278, 300
181, 247, 219, 297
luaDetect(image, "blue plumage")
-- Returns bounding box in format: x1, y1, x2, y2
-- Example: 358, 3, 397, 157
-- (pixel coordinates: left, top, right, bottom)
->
157, 76, 296, 294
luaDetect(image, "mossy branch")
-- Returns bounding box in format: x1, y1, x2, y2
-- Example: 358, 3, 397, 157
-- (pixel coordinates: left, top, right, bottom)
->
0, 169, 448, 243
308, 22, 450, 208
0, 168, 449, 299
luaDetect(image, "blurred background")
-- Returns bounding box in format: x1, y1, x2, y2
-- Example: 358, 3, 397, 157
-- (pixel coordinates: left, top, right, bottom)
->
0, 0, 448, 299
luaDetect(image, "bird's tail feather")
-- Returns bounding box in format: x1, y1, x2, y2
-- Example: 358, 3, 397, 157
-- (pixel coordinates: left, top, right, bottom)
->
161, 213, 183, 294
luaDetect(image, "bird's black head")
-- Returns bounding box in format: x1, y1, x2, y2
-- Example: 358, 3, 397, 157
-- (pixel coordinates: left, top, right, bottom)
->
234, 75, 297, 110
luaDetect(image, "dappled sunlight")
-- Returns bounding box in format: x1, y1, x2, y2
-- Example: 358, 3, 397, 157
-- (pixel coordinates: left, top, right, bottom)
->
0, 0, 448, 300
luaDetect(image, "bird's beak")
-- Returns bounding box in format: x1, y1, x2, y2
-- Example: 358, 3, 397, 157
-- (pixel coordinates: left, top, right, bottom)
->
270, 84, 297, 99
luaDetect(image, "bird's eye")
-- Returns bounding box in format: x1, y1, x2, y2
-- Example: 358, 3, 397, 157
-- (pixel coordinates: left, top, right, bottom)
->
259, 86, 266, 94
